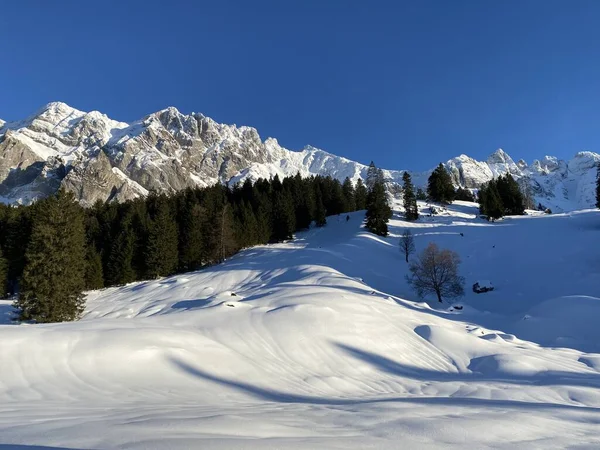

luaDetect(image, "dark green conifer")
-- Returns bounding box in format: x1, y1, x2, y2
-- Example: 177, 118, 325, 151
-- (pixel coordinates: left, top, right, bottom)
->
427, 163, 455, 204
366, 180, 392, 236
355, 178, 368, 210
15, 189, 87, 323
145, 196, 179, 278
402, 172, 419, 221
342, 177, 356, 212
314, 187, 327, 227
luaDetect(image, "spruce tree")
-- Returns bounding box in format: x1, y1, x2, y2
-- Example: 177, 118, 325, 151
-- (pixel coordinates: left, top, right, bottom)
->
496, 174, 525, 215
427, 163, 455, 204
178, 199, 205, 271
15, 189, 87, 323
145, 196, 179, 278
84, 246, 104, 290
4, 207, 32, 295
314, 187, 327, 227
366, 161, 378, 191
365, 180, 392, 236
416, 187, 427, 201
215, 203, 237, 262
479, 180, 504, 221
342, 177, 356, 212
355, 178, 368, 210
294, 178, 315, 230
271, 189, 296, 241
105, 214, 136, 286
402, 172, 419, 221
454, 187, 475, 202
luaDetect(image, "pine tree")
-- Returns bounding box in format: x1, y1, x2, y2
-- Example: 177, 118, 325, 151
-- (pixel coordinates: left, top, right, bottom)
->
145, 196, 179, 278
365, 180, 392, 236
402, 172, 419, 221
15, 189, 87, 323
427, 163, 455, 204
355, 178, 368, 210
342, 177, 356, 212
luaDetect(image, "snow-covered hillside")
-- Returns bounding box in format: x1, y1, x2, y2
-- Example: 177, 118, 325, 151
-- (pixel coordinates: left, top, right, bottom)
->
0, 203, 599, 449
0, 102, 598, 210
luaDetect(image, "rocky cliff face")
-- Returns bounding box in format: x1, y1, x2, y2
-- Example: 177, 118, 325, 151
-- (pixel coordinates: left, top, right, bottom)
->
0, 102, 598, 211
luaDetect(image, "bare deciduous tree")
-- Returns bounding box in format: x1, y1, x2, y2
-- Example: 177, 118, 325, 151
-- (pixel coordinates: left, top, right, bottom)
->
399, 229, 415, 263
406, 242, 464, 302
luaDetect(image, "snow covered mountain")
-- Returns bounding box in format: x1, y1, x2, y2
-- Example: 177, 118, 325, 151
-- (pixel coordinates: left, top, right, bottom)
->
0, 102, 598, 211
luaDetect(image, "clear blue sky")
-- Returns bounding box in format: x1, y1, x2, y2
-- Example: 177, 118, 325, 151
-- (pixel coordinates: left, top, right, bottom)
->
2, 0, 600, 170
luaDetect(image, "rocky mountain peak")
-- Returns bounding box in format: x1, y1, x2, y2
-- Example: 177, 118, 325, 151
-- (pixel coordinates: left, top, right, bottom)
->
0, 101, 598, 212
487, 148, 513, 164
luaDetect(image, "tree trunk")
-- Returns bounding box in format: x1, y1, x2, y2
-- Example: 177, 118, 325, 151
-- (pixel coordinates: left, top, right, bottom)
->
405, 253, 409, 263
435, 290, 442, 302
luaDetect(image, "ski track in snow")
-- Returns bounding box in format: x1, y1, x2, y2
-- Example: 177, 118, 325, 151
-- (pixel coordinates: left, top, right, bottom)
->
0, 201, 600, 449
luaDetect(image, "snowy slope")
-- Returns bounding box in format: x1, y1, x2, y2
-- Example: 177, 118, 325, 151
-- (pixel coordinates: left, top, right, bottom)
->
1, 102, 598, 209
0, 204, 599, 448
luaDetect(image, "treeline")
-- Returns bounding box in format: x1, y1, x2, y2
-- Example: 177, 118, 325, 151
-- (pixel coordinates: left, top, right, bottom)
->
1, 173, 368, 323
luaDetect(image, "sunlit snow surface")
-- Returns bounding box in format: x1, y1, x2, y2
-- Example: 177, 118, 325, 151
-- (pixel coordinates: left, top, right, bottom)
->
0, 201, 599, 449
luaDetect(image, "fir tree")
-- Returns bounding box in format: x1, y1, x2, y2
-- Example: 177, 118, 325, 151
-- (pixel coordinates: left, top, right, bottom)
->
145, 195, 179, 278
427, 163, 455, 204
354, 178, 368, 210
15, 189, 87, 323
402, 172, 419, 221
365, 180, 392, 236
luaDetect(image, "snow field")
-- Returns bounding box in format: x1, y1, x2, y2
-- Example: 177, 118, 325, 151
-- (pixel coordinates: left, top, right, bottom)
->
0, 201, 599, 448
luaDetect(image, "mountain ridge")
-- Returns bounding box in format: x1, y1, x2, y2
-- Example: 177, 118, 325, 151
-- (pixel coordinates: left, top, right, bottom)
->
0, 101, 598, 211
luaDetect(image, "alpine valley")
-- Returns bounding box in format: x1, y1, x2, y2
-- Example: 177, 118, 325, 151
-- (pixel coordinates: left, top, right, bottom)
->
0, 102, 598, 211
